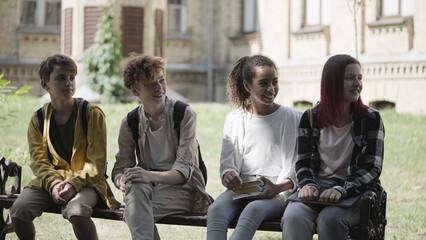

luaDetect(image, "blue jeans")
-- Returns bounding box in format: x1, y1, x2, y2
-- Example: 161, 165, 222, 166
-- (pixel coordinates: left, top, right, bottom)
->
281, 201, 360, 240
207, 190, 286, 240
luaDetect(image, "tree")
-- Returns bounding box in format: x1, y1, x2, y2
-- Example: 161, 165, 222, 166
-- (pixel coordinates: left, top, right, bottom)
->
346, 0, 366, 59
83, 4, 124, 103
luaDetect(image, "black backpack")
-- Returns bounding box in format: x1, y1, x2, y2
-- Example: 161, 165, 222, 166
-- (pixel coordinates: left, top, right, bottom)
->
126, 101, 208, 184
36, 100, 109, 178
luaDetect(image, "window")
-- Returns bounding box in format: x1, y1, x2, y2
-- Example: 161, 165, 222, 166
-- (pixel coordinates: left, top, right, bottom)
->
380, 0, 414, 18
20, 0, 61, 27
304, 0, 331, 26
167, 0, 187, 35
243, 0, 260, 33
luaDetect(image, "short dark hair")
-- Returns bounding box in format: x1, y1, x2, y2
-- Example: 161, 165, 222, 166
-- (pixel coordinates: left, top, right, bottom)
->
38, 54, 77, 81
122, 55, 166, 89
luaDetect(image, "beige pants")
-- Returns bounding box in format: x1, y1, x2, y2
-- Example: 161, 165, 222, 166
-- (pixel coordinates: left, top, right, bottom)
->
10, 187, 99, 222
123, 182, 195, 240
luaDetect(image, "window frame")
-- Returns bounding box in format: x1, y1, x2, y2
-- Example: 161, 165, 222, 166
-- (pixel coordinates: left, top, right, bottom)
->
242, 0, 260, 33
303, 0, 330, 28
19, 0, 61, 28
379, 0, 414, 19
166, 0, 187, 36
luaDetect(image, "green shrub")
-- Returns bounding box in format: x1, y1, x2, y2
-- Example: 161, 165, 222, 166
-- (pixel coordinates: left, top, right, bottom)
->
0, 74, 32, 131
83, 5, 124, 103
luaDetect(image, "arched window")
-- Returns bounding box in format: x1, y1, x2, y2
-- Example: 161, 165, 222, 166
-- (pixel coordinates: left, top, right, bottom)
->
369, 101, 395, 110
294, 100, 313, 108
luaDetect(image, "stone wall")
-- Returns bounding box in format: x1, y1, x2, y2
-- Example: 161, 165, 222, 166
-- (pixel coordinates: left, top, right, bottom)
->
0, 65, 44, 96
0, 0, 18, 55
18, 33, 61, 59
278, 60, 426, 115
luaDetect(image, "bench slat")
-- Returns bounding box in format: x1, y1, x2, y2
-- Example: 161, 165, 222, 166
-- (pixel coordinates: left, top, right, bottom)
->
0, 158, 386, 239
0, 195, 281, 231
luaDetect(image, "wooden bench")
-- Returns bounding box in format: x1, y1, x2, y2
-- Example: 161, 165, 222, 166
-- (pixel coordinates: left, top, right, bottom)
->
0, 157, 387, 240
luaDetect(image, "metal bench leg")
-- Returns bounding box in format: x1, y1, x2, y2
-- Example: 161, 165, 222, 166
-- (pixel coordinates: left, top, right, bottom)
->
0, 157, 21, 240
0, 207, 7, 240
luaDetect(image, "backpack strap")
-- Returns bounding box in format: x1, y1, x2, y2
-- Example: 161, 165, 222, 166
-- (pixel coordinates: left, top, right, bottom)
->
80, 100, 89, 136
173, 101, 189, 140
306, 107, 314, 130
36, 107, 44, 133
173, 101, 208, 184
127, 107, 141, 156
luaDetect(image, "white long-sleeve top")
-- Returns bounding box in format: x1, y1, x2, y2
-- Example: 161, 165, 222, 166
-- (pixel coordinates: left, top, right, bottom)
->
220, 105, 301, 199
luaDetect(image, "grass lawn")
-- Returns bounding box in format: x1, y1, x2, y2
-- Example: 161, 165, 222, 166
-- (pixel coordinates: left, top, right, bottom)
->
1, 96, 425, 240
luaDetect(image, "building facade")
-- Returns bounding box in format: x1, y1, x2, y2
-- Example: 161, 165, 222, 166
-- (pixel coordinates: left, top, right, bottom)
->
0, 0, 61, 96
261, 0, 426, 115
0, 0, 425, 114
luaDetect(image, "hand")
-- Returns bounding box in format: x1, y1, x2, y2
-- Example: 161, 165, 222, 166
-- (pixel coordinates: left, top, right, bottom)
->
298, 185, 320, 201
114, 173, 127, 191
222, 171, 242, 190
59, 182, 76, 201
318, 188, 342, 203
122, 167, 152, 185
118, 174, 128, 191
51, 182, 67, 205
248, 176, 280, 200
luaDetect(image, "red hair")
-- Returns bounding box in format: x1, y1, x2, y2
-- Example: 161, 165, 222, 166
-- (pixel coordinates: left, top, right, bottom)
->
318, 54, 368, 127
122, 55, 166, 89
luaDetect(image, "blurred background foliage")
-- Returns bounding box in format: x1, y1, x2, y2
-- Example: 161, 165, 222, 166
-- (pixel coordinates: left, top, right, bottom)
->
83, 5, 124, 103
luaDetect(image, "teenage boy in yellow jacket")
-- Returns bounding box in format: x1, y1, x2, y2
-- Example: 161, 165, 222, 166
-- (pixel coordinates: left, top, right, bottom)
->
9, 54, 120, 240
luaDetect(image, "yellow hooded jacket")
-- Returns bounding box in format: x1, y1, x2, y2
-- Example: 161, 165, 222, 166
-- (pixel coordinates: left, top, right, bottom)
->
26, 99, 120, 209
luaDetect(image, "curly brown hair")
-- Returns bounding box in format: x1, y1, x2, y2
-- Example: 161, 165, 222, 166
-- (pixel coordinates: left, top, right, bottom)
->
122, 55, 166, 89
227, 55, 277, 108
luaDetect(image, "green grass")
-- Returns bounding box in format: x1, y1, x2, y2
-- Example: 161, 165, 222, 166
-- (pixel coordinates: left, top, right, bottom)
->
1, 96, 425, 239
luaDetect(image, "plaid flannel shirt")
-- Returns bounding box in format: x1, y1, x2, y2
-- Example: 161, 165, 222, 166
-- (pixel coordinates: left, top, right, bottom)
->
296, 104, 385, 198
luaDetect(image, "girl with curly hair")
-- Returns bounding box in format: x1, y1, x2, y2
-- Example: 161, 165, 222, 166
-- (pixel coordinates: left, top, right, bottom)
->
207, 55, 301, 239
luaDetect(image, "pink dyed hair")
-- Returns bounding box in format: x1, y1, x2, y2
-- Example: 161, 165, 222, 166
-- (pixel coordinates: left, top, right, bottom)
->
318, 54, 368, 127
